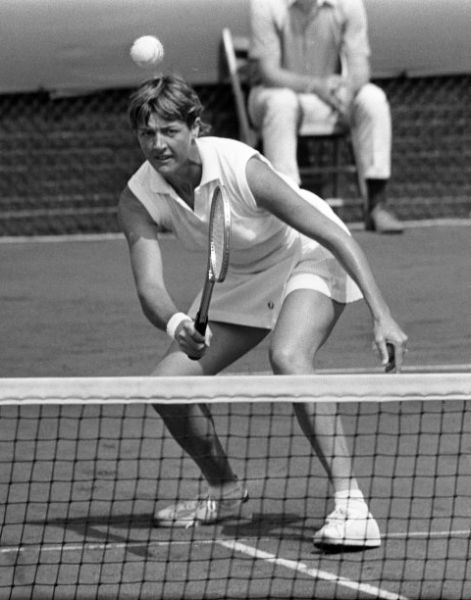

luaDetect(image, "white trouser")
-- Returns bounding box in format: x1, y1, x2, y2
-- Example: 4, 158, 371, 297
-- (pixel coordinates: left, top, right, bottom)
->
248, 83, 392, 186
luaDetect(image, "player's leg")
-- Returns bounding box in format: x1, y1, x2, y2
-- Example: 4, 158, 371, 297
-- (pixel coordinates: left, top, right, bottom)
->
154, 320, 268, 377
153, 321, 268, 526
153, 321, 267, 486
269, 287, 356, 486
269, 287, 380, 547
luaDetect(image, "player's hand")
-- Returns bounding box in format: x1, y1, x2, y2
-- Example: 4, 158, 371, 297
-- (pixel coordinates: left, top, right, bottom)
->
373, 315, 408, 373
174, 319, 212, 360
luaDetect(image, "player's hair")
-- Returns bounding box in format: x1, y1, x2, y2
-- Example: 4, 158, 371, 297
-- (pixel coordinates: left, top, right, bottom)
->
128, 75, 210, 134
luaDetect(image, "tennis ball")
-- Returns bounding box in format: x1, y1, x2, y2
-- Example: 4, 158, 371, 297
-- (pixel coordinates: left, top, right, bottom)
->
130, 36, 165, 69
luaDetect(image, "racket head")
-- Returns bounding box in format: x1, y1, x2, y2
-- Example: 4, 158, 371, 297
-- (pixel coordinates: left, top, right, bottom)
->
208, 186, 231, 282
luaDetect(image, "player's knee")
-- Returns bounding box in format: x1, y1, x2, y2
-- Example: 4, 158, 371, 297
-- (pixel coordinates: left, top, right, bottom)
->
269, 344, 311, 375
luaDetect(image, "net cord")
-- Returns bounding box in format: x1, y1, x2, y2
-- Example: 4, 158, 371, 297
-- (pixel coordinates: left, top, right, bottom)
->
0, 373, 470, 405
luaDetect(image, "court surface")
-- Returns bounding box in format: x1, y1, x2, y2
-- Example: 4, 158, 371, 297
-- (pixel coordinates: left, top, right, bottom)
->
1, 223, 470, 599
1, 223, 469, 377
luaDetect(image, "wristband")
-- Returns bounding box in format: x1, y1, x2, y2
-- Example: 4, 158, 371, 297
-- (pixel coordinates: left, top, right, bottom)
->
166, 312, 190, 340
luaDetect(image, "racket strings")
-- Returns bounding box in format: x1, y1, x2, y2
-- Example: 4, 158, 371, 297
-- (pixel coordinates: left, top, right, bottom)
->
209, 200, 228, 279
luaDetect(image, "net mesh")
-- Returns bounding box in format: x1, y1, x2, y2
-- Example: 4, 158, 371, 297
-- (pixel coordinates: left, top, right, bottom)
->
1, 373, 471, 600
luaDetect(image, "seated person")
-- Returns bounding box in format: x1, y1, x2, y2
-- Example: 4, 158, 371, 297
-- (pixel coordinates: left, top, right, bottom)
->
248, 0, 403, 234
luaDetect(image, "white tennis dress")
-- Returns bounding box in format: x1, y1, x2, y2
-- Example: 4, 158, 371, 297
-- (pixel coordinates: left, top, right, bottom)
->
127, 137, 362, 329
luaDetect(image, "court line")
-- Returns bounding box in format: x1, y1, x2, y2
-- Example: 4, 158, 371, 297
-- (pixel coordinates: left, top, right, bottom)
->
217, 539, 408, 600
248, 364, 471, 375
316, 364, 471, 374
0, 232, 124, 244
0, 536, 407, 599
2, 525, 468, 557
349, 217, 471, 231
0, 538, 213, 555
385, 529, 470, 539
4, 530, 467, 599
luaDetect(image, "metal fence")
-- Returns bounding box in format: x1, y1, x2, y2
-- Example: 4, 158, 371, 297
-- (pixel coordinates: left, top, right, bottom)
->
1, 76, 470, 236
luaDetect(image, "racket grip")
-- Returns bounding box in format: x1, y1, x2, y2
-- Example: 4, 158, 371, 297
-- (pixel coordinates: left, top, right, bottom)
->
194, 312, 207, 336
188, 313, 207, 361
385, 343, 395, 373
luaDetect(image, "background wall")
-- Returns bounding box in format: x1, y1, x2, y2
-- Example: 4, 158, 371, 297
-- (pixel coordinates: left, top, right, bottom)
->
1, 0, 470, 235
1, 0, 471, 95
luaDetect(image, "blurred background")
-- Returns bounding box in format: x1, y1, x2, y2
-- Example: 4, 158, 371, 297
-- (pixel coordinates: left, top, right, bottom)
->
1, 0, 471, 236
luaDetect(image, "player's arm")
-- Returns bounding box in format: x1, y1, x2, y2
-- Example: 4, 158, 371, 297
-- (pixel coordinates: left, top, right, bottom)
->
245, 157, 408, 368
118, 186, 207, 357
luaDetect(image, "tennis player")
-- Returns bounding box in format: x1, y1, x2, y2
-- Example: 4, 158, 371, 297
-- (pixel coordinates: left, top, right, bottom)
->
118, 75, 408, 549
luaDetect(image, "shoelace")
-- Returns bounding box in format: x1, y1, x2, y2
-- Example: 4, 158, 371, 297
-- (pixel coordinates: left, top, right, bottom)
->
326, 505, 369, 524
184, 496, 216, 529
325, 507, 347, 523
185, 494, 244, 529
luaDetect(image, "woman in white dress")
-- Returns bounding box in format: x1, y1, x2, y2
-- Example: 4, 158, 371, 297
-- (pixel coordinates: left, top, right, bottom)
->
118, 75, 408, 549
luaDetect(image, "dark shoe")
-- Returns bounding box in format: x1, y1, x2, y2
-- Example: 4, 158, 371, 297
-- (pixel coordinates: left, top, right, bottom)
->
365, 207, 404, 234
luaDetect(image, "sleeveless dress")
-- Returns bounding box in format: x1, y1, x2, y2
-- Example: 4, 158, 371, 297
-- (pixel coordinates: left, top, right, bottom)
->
127, 136, 362, 329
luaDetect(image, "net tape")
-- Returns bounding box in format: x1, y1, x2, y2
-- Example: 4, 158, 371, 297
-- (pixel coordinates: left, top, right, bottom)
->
1, 372, 470, 404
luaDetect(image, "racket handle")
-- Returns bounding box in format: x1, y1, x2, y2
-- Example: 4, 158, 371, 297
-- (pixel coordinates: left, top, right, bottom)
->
194, 312, 207, 335
187, 313, 207, 361
385, 343, 395, 373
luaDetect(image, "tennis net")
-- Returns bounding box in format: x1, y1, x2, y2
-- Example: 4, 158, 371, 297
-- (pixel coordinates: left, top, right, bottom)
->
1, 373, 471, 600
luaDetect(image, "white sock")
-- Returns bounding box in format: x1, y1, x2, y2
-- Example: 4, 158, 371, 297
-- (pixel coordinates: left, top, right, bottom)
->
209, 480, 243, 500
334, 489, 368, 514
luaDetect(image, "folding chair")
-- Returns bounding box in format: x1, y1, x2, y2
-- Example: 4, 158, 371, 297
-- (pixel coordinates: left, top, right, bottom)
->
221, 27, 366, 206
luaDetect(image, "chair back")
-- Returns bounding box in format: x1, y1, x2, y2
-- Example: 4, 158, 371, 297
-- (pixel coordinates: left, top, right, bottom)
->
221, 28, 258, 147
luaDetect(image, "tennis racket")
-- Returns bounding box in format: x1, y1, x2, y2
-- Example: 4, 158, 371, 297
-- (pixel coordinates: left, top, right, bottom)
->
194, 186, 231, 335
385, 342, 396, 373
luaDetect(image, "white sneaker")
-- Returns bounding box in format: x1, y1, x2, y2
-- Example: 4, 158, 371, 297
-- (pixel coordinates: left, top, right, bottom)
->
155, 489, 249, 528
313, 506, 381, 548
